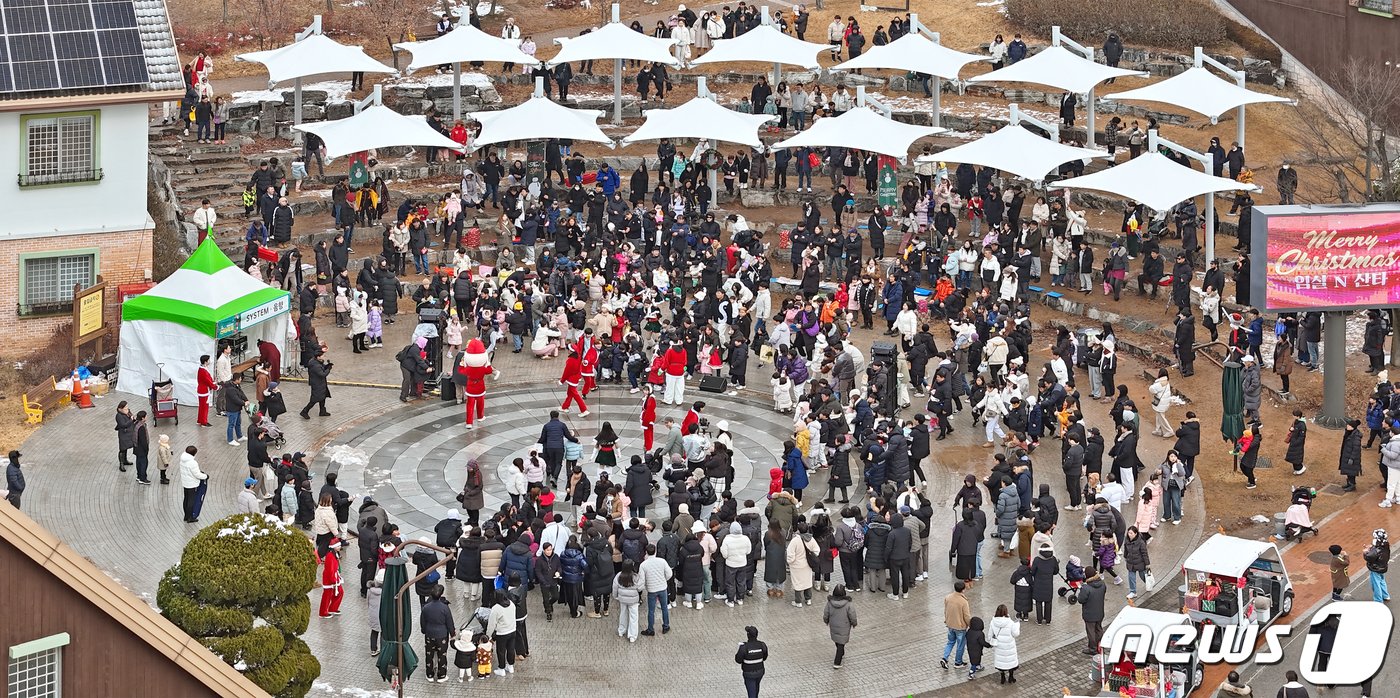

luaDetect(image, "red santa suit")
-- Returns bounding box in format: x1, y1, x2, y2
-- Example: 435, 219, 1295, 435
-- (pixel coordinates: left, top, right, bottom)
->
457, 338, 496, 428
196, 364, 217, 426
640, 391, 657, 451
662, 344, 688, 405
681, 408, 701, 438
573, 334, 599, 397
318, 541, 344, 617
560, 353, 589, 415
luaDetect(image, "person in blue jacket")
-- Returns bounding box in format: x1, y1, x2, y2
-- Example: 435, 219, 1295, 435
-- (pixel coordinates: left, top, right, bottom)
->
782, 439, 809, 501
597, 164, 621, 196
882, 273, 904, 334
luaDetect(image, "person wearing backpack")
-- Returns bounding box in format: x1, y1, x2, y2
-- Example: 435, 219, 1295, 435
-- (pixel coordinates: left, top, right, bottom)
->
834, 506, 866, 592
618, 518, 649, 566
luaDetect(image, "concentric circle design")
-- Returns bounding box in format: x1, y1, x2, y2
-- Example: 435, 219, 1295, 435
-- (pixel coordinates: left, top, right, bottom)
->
324, 384, 795, 539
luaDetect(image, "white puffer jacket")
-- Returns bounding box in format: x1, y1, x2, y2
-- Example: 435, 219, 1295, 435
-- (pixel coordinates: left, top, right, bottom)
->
988, 615, 1021, 670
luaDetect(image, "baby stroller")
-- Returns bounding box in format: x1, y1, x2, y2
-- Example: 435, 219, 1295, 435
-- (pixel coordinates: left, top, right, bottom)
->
1057, 555, 1086, 605
149, 364, 178, 425
261, 419, 287, 451
1280, 486, 1319, 541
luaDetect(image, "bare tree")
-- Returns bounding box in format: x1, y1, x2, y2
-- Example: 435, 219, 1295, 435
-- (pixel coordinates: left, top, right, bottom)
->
1287, 57, 1400, 203
351, 0, 424, 70
232, 0, 296, 48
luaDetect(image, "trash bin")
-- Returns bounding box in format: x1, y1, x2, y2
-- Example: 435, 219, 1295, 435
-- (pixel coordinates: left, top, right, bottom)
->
1274, 512, 1288, 540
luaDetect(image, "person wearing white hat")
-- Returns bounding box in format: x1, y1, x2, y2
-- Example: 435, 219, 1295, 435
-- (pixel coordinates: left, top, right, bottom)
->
1240, 353, 1261, 422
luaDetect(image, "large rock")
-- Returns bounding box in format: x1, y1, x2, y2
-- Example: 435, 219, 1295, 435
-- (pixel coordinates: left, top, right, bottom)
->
280, 89, 329, 104
326, 102, 354, 121
741, 189, 776, 207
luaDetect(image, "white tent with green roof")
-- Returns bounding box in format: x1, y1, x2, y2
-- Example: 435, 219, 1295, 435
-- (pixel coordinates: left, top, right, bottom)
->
117, 238, 292, 405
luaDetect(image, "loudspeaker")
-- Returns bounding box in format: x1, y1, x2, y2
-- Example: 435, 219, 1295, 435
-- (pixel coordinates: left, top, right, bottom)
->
871, 340, 898, 363
418, 308, 448, 324
699, 375, 727, 393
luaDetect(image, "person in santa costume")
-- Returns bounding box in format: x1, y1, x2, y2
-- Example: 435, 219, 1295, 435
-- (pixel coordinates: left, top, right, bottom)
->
456, 338, 498, 429
560, 347, 590, 417
196, 354, 217, 427
574, 328, 599, 397
319, 537, 345, 618
681, 401, 705, 438
640, 384, 657, 451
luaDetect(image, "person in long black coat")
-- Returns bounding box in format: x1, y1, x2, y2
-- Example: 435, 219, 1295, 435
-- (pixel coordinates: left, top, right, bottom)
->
300, 350, 332, 419
1174, 312, 1197, 377
1285, 410, 1308, 476
623, 457, 654, 517
1340, 419, 1363, 491
1028, 545, 1059, 624
1009, 558, 1034, 620
950, 507, 981, 582
376, 261, 401, 319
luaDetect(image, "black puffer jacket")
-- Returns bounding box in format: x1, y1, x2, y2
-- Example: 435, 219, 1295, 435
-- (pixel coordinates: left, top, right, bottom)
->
864, 521, 892, 569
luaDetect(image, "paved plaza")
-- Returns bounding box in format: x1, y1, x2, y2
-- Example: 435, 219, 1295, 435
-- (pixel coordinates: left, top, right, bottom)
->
18, 340, 1203, 696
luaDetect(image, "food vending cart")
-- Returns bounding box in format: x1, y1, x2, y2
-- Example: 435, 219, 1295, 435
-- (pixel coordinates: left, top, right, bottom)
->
1092, 607, 1203, 697
1180, 534, 1294, 629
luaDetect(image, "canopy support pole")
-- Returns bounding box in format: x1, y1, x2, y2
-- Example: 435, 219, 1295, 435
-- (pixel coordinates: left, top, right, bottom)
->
291, 16, 324, 139
697, 76, 711, 100
612, 4, 623, 124
453, 63, 462, 123
1009, 102, 1059, 144
697, 76, 718, 209
353, 84, 382, 114
1052, 26, 1097, 149
855, 85, 892, 118
909, 15, 942, 129
1148, 128, 1216, 264
760, 7, 781, 85
1195, 47, 1249, 150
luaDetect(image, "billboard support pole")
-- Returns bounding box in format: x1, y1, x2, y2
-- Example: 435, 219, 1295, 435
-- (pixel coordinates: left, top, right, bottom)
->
1318, 311, 1348, 429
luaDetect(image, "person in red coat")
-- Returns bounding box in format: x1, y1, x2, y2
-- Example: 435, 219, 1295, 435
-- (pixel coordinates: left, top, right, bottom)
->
257, 339, 282, 383
319, 537, 345, 617
574, 329, 599, 397
640, 385, 657, 451
662, 340, 688, 405
560, 348, 590, 416
681, 401, 704, 438
456, 338, 497, 428
196, 354, 217, 427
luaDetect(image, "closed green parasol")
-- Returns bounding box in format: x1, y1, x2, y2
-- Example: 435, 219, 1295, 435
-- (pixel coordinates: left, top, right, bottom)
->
376, 557, 419, 684
1221, 356, 1244, 444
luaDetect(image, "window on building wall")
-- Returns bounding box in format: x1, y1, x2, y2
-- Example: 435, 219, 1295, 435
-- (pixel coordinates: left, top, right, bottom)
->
20, 112, 102, 187
19, 251, 97, 316
1357, 0, 1394, 16
7, 633, 68, 698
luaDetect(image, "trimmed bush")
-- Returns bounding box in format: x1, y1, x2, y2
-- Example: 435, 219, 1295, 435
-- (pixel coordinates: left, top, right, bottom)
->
157, 514, 320, 698
1006, 0, 1226, 51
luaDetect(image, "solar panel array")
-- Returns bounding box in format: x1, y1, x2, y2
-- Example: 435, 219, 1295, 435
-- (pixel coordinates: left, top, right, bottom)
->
0, 0, 150, 93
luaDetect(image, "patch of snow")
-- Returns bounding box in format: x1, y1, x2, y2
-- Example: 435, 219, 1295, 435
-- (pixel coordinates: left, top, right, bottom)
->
1250, 514, 1270, 523
974, 0, 1004, 5
324, 444, 369, 468
233, 660, 248, 671
303, 80, 354, 104
215, 513, 299, 542
389, 72, 494, 90
231, 89, 285, 106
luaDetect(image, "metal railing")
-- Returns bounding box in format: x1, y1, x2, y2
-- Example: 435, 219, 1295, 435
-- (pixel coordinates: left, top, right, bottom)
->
18, 168, 104, 187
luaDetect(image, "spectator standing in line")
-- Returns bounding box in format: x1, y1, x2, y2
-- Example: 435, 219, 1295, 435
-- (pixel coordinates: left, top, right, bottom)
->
1077, 569, 1107, 654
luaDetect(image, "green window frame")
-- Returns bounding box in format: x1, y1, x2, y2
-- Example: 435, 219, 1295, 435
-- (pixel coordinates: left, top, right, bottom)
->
19, 110, 103, 188
7, 632, 68, 698
18, 248, 100, 318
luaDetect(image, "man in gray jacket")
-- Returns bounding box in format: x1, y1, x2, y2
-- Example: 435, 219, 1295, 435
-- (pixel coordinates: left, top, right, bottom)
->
1241, 354, 1261, 422
1380, 433, 1400, 508
639, 544, 674, 636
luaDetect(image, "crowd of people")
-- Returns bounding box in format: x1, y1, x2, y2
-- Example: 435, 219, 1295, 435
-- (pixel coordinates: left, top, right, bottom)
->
46, 4, 1387, 697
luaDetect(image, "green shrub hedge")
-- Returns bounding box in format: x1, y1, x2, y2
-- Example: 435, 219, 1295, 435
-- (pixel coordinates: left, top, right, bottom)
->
157, 514, 320, 698
1006, 0, 1226, 51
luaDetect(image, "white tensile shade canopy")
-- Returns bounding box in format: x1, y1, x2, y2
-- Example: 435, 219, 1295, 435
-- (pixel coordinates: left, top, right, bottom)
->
691, 24, 826, 70
621, 97, 776, 148
292, 105, 464, 159
967, 44, 1141, 94
236, 33, 395, 86
772, 107, 946, 158
1103, 66, 1292, 120
1051, 151, 1260, 210
932, 124, 1108, 181
830, 33, 988, 80
393, 23, 533, 72
547, 22, 681, 67
470, 96, 613, 147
